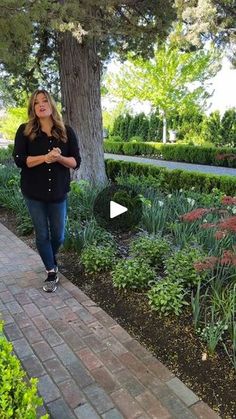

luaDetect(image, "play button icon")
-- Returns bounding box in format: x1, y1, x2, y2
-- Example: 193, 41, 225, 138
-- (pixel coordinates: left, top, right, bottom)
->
110, 201, 128, 219
93, 185, 142, 232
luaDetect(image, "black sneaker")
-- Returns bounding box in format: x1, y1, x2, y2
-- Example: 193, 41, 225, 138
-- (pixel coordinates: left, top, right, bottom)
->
43, 271, 58, 293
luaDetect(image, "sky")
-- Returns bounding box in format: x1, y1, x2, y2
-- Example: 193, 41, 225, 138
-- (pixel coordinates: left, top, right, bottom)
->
206, 57, 236, 114
102, 56, 236, 116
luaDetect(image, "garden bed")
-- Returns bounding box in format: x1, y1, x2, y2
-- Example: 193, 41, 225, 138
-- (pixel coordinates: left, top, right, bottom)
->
0, 207, 235, 419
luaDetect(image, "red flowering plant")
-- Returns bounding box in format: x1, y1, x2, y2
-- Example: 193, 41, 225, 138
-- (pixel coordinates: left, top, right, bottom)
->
180, 195, 236, 283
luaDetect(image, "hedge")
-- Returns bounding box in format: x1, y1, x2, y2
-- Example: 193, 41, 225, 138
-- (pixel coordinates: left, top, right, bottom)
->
105, 159, 236, 195
104, 142, 236, 168
104, 141, 162, 157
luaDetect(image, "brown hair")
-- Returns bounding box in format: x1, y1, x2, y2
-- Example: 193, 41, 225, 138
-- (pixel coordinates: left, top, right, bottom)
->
24, 89, 67, 142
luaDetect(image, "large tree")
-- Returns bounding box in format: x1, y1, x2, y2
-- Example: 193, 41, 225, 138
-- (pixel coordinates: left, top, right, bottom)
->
0, 0, 175, 184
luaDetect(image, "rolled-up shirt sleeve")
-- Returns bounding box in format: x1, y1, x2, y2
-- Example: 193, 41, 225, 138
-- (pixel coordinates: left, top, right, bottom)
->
12, 124, 28, 168
67, 126, 81, 169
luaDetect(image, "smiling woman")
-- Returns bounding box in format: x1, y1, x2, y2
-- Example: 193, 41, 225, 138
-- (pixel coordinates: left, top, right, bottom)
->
12, 89, 81, 293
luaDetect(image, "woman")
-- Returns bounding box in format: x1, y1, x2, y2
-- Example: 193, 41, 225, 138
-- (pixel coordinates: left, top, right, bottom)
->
13, 89, 81, 292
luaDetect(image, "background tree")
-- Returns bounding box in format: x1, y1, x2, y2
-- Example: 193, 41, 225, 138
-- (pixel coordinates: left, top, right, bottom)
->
0, 0, 175, 184
220, 108, 236, 146
106, 30, 220, 142
202, 110, 222, 145
175, 0, 236, 66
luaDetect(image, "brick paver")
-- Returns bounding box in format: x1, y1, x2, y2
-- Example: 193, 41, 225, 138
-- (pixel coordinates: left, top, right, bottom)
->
0, 222, 221, 418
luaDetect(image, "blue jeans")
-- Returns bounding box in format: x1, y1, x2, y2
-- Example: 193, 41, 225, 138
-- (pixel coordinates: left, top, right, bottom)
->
24, 197, 67, 271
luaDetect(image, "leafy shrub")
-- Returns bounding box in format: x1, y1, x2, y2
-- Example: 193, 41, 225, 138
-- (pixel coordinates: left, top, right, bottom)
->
112, 258, 155, 289
64, 218, 114, 254
148, 279, 188, 316
129, 136, 143, 142
107, 135, 123, 142
68, 180, 102, 221
130, 235, 171, 268
164, 246, 206, 286
105, 159, 236, 195
103, 141, 124, 154
80, 244, 117, 273
0, 321, 48, 419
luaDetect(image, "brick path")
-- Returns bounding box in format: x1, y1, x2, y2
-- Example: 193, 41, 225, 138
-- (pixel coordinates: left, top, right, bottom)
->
0, 222, 221, 419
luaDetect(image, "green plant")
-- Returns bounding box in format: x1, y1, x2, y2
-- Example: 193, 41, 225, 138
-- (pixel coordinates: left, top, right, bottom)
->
191, 282, 206, 330
112, 258, 155, 290
141, 197, 170, 236
64, 218, 114, 254
81, 244, 117, 274
130, 234, 171, 268
68, 180, 103, 221
198, 309, 227, 356
222, 289, 236, 372
0, 321, 48, 419
164, 246, 206, 286
148, 278, 188, 316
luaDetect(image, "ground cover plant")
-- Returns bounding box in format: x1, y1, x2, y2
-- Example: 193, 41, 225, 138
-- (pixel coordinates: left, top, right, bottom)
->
0, 146, 235, 417
0, 321, 48, 419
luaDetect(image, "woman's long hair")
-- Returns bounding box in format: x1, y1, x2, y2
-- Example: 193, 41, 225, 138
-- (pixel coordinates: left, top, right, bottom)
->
24, 89, 67, 142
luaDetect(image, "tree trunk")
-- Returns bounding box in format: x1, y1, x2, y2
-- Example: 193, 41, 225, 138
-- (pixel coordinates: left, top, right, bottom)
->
58, 32, 107, 185
162, 113, 167, 144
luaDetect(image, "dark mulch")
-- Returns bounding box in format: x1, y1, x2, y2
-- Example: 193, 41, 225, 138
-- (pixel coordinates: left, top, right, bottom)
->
0, 207, 235, 419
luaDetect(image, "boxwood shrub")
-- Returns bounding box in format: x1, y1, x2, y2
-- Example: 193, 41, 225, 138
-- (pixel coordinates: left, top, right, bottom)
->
105, 159, 236, 195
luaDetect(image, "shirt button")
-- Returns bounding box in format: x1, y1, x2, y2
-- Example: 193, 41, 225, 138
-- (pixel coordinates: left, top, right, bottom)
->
48, 168, 51, 171
49, 179, 51, 181
48, 149, 51, 152
49, 189, 51, 192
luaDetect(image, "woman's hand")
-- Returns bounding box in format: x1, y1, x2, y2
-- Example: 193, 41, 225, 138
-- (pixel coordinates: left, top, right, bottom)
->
45, 148, 61, 164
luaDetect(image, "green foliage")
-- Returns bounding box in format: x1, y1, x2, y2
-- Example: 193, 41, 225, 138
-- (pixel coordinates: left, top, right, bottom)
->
105, 159, 236, 195
202, 111, 222, 145
106, 140, 236, 168
198, 309, 227, 355
64, 218, 114, 254
112, 112, 162, 142
141, 197, 170, 236
148, 112, 162, 141
220, 108, 236, 146
129, 136, 143, 143
112, 258, 155, 290
0, 108, 27, 141
164, 246, 206, 286
103, 141, 124, 154
0, 321, 48, 419
147, 278, 188, 316
106, 33, 220, 136
107, 136, 123, 142
130, 235, 171, 268
81, 244, 117, 274
68, 180, 103, 221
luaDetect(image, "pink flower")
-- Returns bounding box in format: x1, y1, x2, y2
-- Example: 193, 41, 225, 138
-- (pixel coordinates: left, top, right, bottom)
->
217, 216, 236, 233
220, 250, 236, 266
180, 208, 211, 222
221, 196, 236, 205
194, 256, 218, 272
214, 230, 227, 240
200, 223, 216, 229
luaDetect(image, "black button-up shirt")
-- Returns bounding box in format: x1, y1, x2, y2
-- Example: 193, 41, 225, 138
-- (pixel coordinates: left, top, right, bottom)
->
13, 123, 81, 202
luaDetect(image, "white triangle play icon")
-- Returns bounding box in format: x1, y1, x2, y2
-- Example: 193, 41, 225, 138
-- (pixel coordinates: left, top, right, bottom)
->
110, 201, 128, 219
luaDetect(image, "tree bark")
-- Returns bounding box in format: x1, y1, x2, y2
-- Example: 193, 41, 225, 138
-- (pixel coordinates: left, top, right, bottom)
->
58, 31, 107, 185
